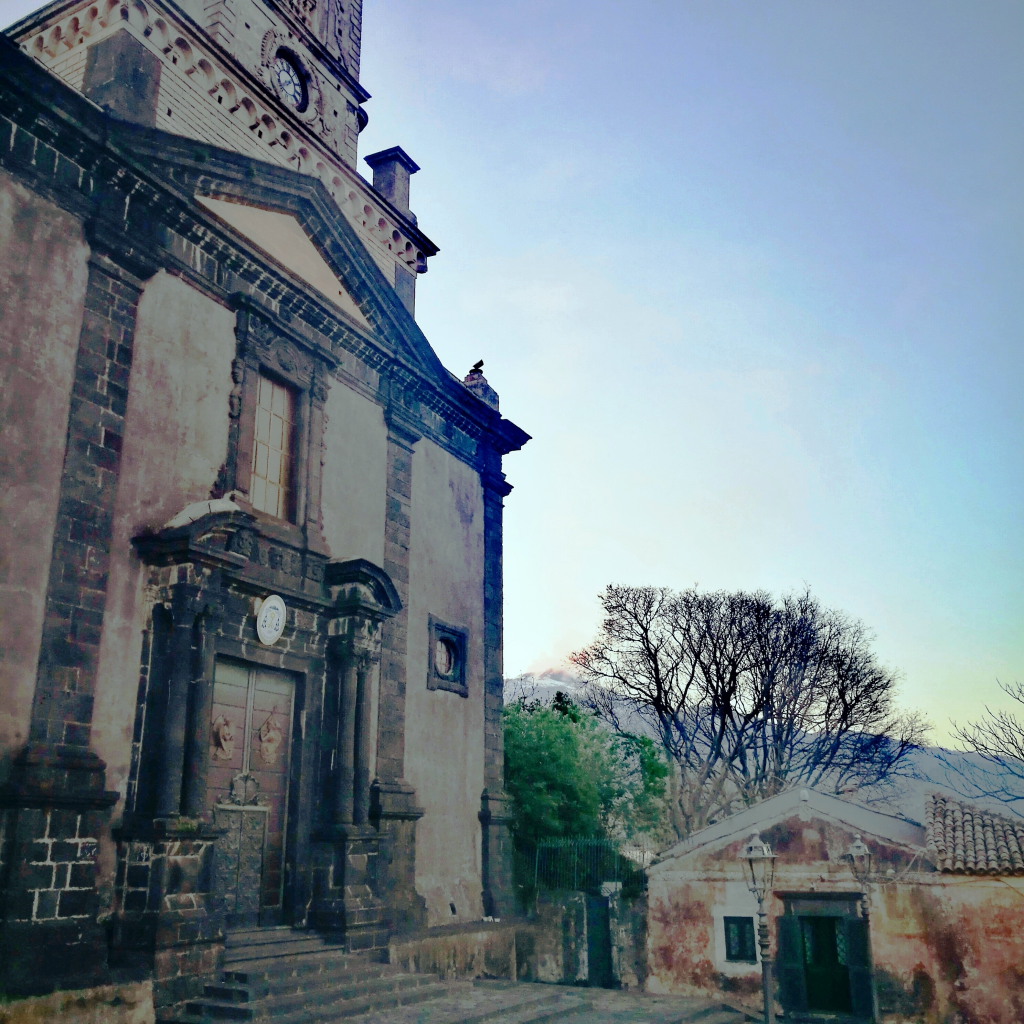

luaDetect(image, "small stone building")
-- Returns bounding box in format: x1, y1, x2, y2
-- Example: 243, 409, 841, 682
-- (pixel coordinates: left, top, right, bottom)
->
646, 789, 1024, 1024
0, 0, 528, 1011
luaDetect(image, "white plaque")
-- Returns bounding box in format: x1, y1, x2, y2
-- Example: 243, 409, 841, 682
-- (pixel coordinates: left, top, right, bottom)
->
255, 594, 287, 646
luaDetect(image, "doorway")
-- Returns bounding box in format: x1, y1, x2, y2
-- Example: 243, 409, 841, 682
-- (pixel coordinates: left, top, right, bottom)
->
801, 915, 852, 1012
778, 897, 874, 1021
207, 658, 296, 927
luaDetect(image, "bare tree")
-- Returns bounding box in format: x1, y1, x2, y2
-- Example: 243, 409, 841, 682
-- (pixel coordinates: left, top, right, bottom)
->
942, 682, 1024, 815
571, 585, 927, 839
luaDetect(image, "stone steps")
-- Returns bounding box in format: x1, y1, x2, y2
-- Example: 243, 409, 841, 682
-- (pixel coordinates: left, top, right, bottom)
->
168, 928, 449, 1024
165, 927, 750, 1024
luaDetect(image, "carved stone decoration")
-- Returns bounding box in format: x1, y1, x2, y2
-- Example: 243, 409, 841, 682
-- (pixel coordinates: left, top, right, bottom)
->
211, 715, 236, 761
228, 526, 256, 561
256, 711, 284, 765
212, 802, 268, 927
228, 358, 244, 419
257, 30, 325, 127
227, 772, 263, 806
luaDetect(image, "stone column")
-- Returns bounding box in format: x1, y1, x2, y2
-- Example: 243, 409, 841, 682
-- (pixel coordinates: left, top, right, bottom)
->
334, 655, 360, 825
155, 581, 203, 820
181, 602, 222, 820
0, 228, 155, 996
352, 656, 375, 826
312, 561, 398, 949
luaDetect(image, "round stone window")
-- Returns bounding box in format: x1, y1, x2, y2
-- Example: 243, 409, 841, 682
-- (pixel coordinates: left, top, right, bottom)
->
435, 636, 459, 679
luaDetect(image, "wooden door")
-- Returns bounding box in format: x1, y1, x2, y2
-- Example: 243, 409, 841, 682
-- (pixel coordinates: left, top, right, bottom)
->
779, 910, 873, 1020
802, 915, 852, 1012
207, 658, 295, 926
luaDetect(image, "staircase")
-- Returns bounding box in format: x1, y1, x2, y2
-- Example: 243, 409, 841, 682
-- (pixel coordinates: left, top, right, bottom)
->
172, 927, 449, 1023
170, 927, 749, 1024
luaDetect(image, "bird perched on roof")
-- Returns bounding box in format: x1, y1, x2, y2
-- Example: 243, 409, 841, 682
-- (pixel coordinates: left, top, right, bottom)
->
470, 359, 484, 374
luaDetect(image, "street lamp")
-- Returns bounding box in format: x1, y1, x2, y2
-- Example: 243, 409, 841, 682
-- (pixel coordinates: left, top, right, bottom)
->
741, 832, 777, 1024
845, 834, 879, 1023
846, 833, 872, 889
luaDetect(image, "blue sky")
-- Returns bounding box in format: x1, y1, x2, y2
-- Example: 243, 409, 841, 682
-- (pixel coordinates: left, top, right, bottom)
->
3, 0, 1020, 743
354, 1, 1023, 742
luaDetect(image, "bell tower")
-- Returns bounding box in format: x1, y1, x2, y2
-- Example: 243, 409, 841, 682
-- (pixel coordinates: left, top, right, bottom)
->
10, 0, 436, 310
180, 0, 369, 168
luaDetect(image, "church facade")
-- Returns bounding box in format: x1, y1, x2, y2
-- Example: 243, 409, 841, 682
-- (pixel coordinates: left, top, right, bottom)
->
0, 0, 528, 1009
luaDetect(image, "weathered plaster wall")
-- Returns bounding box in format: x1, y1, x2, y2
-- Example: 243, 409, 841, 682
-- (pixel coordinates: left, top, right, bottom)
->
647, 817, 1024, 1024
404, 437, 486, 926
92, 271, 235, 808
320, 383, 386, 566
0, 172, 89, 783
870, 877, 1024, 1024
516, 893, 589, 985
389, 922, 517, 980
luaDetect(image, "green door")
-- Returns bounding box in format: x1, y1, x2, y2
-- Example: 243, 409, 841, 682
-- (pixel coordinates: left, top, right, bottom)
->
586, 895, 614, 988
778, 911, 873, 1020
802, 915, 852, 1012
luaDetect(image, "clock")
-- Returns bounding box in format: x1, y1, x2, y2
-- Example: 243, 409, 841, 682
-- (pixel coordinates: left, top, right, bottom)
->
272, 51, 308, 112
256, 594, 287, 645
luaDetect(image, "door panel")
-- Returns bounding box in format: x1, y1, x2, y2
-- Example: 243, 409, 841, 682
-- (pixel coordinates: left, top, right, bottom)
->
802, 916, 852, 1013
208, 658, 295, 926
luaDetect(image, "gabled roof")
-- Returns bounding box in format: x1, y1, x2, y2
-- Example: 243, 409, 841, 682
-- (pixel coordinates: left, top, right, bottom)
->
653, 788, 926, 869
926, 794, 1024, 875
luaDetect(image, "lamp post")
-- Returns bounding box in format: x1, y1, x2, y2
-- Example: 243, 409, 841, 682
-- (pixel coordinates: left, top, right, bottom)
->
846, 834, 879, 1023
741, 831, 777, 1024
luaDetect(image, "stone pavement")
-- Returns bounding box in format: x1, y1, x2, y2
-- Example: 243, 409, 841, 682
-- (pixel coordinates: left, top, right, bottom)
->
349, 979, 751, 1024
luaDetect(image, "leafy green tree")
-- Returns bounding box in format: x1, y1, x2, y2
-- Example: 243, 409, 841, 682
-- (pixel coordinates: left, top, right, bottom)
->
502, 691, 670, 848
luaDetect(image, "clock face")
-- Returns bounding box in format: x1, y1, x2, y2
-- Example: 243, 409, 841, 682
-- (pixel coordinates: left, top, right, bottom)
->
256, 594, 287, 646
273, 53, 307, 112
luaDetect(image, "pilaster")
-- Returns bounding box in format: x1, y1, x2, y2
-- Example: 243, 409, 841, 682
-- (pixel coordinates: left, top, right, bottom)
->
479, 452, 516, 916
0, 232, 155, 995
312, 559, 402, 948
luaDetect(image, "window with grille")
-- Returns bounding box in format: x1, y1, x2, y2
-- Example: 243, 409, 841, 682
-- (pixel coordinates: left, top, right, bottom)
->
250, 373, 296, 519
724, 916, 757, 963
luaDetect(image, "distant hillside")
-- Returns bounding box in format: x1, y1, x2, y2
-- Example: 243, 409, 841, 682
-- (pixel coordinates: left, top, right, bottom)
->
504, 672, 1024, 825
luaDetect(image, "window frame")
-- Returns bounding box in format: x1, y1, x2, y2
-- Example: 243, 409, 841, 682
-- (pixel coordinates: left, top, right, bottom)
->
723, 915, 757, 964
427, 616, 468, 697
249, 370, 299, 521
225, 302, 329, 534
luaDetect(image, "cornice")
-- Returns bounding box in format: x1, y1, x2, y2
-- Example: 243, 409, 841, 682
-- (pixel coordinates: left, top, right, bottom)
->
7, 0, 432, 265
0, 39, 530, 467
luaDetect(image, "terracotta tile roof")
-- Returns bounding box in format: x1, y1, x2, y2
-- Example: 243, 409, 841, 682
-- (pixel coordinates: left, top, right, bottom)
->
925, 794, 1024, 875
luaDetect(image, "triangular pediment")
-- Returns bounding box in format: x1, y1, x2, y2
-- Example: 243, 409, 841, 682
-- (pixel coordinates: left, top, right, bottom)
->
197, 195, 371, 330
655, 789, 926, 868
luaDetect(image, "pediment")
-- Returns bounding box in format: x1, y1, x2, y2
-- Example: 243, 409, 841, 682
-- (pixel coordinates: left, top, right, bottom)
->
655, 789, 926, 868
197, 195, 371, 329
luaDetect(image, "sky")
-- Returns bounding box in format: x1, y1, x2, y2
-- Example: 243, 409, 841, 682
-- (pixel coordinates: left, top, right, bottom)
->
352, 0, 1023, 744
3, 0, 1021, 744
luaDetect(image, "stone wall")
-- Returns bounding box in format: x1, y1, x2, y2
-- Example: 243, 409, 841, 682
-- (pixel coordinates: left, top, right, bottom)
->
0, 172, 89, 785
0, 981, 154, 1024
389, 923, 517, 981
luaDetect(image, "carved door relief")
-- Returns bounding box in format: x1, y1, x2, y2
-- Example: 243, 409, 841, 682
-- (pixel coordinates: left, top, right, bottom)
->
208, 658, 295, 927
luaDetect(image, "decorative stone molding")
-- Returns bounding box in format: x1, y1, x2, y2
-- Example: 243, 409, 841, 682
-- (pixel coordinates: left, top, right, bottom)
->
14, 0, 431, 285
258, 31, 332, 136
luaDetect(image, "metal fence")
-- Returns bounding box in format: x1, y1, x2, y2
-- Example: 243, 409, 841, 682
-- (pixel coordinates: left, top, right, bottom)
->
532, 838, 656, 894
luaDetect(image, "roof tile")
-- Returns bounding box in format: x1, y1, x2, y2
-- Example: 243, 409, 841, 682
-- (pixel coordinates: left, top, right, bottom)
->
926, 794, 1024, 875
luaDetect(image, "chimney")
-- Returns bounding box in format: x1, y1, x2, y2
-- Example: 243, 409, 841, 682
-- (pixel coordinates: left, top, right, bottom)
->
364, 146, 420, 215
